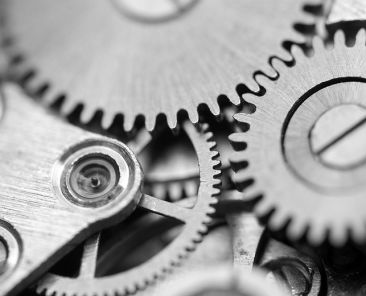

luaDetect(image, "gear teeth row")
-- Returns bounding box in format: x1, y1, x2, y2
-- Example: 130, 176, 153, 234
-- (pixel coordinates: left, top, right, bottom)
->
1, 0, 322, 132
230, 28, 366, 247
36, 120, 222, 296
6, 53, 236, 132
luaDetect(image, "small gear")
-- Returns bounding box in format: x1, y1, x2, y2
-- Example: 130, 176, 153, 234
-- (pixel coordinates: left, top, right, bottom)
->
230, 29, 366, 246
1, 0, 319, 130
36, 120, 221, 296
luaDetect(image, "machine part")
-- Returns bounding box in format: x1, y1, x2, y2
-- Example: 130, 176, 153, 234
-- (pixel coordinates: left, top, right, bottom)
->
158, 265, 287, 296
230, 29, 366, 246
36, 120, 221, 296
146, 105, 239, 201
229, 212, 323, 296
1, 0, 319, 131
0, 83, 143, 296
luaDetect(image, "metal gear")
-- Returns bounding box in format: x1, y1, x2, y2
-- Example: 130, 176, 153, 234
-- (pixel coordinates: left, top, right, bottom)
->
230, 29, 366, 246
1, 0, 319, 131
146, 105, 239, 201
36, 120, 221, 296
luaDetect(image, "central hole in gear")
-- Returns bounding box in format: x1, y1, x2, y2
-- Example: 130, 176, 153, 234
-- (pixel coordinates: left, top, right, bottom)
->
69, 155, 121, 200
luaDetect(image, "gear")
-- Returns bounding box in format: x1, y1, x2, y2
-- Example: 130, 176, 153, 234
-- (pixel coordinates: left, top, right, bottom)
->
146, 105, 239, 201
36, 120, 221, 296
230, 29, 366, 246
1, 0, 319, 131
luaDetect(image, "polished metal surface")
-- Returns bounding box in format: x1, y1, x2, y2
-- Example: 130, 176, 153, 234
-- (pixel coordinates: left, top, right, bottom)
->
1, 1, 366, 296
36, 121, 220, 296
230, 30, 366, 247
0, 84, 143, 295
1, 0, 319, 130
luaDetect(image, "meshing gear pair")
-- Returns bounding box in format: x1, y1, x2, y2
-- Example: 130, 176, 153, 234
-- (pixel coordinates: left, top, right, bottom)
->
1, 0, 319, 130
230, 29, 366, 246
36, 121, 221, 296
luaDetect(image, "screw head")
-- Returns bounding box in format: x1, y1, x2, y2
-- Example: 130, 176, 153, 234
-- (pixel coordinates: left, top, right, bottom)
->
310, 104, 366, 170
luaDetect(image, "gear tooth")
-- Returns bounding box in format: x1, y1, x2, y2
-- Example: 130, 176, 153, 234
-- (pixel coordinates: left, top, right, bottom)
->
245, 78, 262, 94
260, 61, 278, 79
355, 28, 366, 46
312, 35, 326, 52
226, 89, 241, 105
290, 45, 306, 62
151, 183, 167, 200
210, 150, 219, 159
229, 132, 247, 151
205, 131, 214, 142
286, 217, 307, 241
211, 157, 220, 167
188, 109, 199, 124
350, 222, 366, 244
60, 97, 77, 116
232, 169, 249, 185
233, 112, 249, 124
229, 151, 247, 166
124, 113, 135, 132
271, 57, 289, 75
329, 224, 347, 247
307, 224, 327, 246
268, 210, 288, 231
208, 101, 221, 116
185, 180, 198, 197
299, 10, 318, 26
23, 74, 40, 94
80, 105, 95, 123
254, 73, 273, 89
169, 182, 183, 201
254, 197, 272, 217
277, 46, 295, 63
167, 114, 178, 130
8, 58, 26, 78
334, 30, 346, 47
200, 123, 210, 132
101, 112, 114, 130
241, 184, 261, 201
144, 116, 156, 132
42, 86, 61, 106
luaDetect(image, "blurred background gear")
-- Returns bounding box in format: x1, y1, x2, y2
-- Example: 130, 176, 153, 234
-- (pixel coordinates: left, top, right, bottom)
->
0, 0, 320, 131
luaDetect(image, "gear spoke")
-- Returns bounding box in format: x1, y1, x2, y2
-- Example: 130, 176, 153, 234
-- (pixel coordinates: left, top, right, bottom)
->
138, 194, 193, 222
78, 233, 101, 279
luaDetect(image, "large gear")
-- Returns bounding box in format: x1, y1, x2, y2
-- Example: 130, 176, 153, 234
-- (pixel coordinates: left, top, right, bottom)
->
1, 0, 319, 130
230, 29, 366, 246
36, 120, 221, 296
